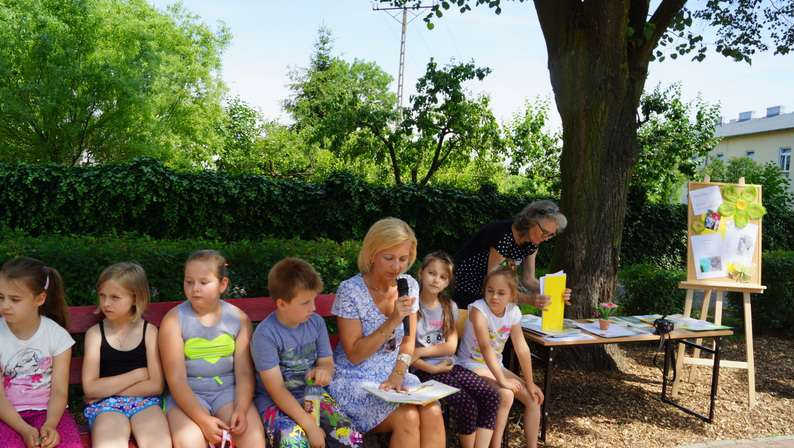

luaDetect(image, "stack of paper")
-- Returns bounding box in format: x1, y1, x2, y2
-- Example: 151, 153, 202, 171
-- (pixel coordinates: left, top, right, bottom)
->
573, 321, 639, 338
522, 315, 581, 337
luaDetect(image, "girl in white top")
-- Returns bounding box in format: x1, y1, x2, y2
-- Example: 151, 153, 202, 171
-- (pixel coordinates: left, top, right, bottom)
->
455, 265, 543, 448
0, 257, 81, 448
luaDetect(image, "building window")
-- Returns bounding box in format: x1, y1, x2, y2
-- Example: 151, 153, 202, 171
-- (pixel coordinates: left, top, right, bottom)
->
780, 148, 791, 175
745, 150, 755, 160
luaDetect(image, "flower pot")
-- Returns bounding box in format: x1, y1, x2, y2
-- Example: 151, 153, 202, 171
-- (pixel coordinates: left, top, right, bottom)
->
598, 319, 611, 330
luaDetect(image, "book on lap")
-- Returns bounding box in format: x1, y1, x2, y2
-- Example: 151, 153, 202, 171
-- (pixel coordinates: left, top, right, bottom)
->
362, 380, 459, 405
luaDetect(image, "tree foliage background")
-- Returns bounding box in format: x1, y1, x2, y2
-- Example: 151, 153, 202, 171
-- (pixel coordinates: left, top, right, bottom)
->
0, 0, 230, 167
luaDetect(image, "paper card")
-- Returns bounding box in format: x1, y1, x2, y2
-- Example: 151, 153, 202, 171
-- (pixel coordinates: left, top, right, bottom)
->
691, 233, 728, 279
689, 186, 723, 216
724, 221, 758, 266
540, 271, 566, 332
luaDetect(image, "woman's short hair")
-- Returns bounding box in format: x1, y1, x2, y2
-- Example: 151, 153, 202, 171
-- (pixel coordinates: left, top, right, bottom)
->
96, 262, 150, 322
357, 217, 418, 274
513, 200, 568, 237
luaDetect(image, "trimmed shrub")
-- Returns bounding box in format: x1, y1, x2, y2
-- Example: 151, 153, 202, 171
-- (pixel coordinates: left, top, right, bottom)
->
0, 233, 360, 306
617, 263, 687, 316
620, 252, 794, 334
1, 159, 792, 270
0, 158, 544, 262
730, 250, 794, 334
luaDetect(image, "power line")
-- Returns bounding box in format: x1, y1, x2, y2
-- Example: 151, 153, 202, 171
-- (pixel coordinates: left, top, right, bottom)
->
372, 1, 435, 117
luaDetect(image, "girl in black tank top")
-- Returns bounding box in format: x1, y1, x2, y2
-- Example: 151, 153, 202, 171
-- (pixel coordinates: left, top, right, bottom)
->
80, 262, 170, 445
98, 320, 149, 377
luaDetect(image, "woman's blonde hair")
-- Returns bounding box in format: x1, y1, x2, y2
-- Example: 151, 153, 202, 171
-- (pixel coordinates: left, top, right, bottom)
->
95, 262, 151, 322
357, 217, 417, 274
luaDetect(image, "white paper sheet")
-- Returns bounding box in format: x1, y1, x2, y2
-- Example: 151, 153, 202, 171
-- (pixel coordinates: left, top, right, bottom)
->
689, 186, 723, 216
723, 221, 758, 265
691, 233, 728, 279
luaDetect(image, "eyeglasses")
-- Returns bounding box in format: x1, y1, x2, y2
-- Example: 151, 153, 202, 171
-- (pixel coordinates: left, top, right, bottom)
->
536, 222, 555, 239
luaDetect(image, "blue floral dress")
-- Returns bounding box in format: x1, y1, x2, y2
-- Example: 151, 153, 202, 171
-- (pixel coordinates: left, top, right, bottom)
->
329, 273, 421, 432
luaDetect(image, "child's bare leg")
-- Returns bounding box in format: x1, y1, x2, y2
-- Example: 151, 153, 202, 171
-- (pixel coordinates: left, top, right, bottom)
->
459, 432, 475, 448
504, 369, 541, 448
215, 403, 265, 447
130, 406, 172, 448
91, 412, 132, 448
166, 406, 205, 448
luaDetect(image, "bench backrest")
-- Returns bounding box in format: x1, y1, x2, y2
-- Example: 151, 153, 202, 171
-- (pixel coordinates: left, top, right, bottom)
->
67, 294, 337, 385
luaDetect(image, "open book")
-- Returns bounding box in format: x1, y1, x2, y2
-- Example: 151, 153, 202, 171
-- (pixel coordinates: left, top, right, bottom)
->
362, 380, 459, 406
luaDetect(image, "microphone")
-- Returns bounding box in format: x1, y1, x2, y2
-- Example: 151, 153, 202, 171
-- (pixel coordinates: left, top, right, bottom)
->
397, 278, 410, 334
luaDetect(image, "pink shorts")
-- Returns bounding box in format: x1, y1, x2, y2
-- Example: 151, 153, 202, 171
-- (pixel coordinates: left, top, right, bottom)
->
0, 409, 82, 448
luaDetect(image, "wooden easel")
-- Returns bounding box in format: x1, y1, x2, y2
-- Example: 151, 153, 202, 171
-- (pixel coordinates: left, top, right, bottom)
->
671, 178, 764, 408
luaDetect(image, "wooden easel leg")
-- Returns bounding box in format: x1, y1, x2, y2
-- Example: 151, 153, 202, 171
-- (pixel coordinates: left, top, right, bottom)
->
743, 292, 756, 407
688, 289, 713, 381
672, 289, 694, 396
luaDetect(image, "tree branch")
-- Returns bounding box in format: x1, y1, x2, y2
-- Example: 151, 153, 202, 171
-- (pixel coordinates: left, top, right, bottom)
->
370, 125, 402, 185
639, 0, 686, 62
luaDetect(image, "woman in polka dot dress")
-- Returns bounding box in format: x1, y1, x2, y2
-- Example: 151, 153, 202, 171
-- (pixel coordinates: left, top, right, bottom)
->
411, 251, 499, 448
452, 200, 571, 317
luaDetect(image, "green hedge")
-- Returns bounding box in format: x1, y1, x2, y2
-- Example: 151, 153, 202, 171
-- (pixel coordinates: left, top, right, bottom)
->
0, 158, 541, 261
617, 264, 687, 316
618, 251, 794, 334
731, 250, 794, 333
0, 233, 360, 306
1, 159, 792, 269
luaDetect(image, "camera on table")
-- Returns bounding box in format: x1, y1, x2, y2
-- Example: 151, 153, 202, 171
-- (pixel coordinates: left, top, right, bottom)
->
653, 316, 674, 335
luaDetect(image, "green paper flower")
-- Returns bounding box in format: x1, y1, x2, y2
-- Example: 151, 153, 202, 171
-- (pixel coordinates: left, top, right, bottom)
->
718, 185, 766, 228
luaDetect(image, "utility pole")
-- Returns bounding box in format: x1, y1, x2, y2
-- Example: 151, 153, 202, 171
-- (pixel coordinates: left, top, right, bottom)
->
372, 2, 434, 119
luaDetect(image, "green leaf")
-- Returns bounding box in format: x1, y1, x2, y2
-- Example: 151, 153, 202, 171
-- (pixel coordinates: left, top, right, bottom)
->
718, 202, 736, 217
740, 188, 756, 201
734, 212, 749, 228
746, 202, 766, 219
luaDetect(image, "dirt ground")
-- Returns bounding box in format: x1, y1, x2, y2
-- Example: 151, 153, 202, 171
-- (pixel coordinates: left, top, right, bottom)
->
504, 336, 794, 448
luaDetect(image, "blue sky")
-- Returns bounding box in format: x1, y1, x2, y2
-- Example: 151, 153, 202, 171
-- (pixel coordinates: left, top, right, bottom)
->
151, 1, 794, 129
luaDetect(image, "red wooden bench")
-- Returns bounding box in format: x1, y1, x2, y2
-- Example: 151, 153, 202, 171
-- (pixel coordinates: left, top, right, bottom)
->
67, 294, 337, 448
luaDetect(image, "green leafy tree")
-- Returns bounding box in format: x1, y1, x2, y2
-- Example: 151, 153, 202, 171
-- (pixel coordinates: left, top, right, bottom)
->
286, 28, 504, 186
394, 0, 793, 331
502, 99, 562, 196
215, 96, 265, 173
0, 0, 229, 166
701, 157, 793, 212
633, 84, 722, 203
399, 59, 502, 185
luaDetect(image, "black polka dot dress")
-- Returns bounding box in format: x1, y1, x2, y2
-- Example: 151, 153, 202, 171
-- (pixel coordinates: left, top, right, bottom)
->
453, 220, 538, 308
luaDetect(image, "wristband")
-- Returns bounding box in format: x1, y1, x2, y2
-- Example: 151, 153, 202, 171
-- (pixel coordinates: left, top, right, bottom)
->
397, 353, 412, 367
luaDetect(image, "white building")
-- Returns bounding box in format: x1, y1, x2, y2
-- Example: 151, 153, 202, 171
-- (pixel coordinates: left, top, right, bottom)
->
710, 106, 793, 197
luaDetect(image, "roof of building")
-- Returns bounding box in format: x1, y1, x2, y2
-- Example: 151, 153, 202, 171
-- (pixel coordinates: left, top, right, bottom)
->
716, 111, 794, 138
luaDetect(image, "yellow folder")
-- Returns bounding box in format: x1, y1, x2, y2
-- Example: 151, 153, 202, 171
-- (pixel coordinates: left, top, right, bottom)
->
541, 271, 566, 331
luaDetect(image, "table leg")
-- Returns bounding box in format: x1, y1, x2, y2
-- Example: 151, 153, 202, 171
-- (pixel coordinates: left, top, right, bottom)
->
540, 346, 554, 443
709, 337, 722, 421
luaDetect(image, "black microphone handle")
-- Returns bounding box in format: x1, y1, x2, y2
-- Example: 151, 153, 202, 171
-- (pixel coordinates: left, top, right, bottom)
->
397, 278, 410, 334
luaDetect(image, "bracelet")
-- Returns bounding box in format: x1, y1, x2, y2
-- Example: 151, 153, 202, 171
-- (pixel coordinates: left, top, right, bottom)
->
397, 353, 412, 367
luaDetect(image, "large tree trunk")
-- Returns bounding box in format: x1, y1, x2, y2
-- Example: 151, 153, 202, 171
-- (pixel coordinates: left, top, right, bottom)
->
534, 1, 682, 369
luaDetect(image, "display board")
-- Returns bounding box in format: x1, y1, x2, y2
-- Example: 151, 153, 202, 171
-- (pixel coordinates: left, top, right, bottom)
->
674, 179, 766, 408
685, 181, 765, 286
